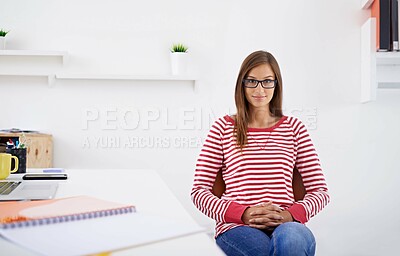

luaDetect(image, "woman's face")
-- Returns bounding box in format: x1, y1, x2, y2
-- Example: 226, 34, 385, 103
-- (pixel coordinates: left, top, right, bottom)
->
244, 63, 276, 111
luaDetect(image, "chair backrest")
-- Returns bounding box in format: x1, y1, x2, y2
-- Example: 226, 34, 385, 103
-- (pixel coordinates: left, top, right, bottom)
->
212, 167, 306, 201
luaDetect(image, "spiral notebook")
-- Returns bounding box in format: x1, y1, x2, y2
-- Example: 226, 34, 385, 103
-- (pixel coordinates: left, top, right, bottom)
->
0, 195, 135, 228
0, 196, 204, 256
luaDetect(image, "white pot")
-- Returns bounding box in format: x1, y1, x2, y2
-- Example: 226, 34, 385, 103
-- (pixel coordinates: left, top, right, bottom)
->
0, 37, 5, 50
170, 52, 188, 75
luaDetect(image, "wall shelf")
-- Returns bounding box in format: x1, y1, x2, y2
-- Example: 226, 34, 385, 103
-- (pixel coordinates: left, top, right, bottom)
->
360, 11, 400, 102
0, 50, 197, 88
0, 72, 197, 87
0, 72, 55, 84
54, 74, 198, 92
361, 17, 377, 102
0, 50, 68, 64
376, 52, 400, 65
55, 74, 197, 82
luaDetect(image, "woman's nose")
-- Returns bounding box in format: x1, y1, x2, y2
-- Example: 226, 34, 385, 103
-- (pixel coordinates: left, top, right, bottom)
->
256, 83, 264, 92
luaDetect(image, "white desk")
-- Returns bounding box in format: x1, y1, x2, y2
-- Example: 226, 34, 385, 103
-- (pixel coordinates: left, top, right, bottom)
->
0, 169, 224, 256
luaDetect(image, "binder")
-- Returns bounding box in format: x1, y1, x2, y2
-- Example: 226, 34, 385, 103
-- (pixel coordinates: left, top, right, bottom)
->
392, 0, 399, 50
372, 0, 391, 51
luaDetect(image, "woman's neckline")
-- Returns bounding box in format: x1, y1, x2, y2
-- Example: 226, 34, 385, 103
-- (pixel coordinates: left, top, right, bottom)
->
224, 115, 287, 132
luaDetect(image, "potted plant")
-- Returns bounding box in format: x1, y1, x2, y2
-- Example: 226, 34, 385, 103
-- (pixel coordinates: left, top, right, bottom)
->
170, 43, 188, 75
0, 29, 9, 50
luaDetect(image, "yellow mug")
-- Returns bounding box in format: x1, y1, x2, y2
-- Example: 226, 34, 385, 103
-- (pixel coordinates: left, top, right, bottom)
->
0, 153, 19, 179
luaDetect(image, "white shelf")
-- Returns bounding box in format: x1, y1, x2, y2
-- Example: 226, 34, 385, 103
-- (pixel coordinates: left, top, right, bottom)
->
0, 72, 55, 84
0, 50, 197, 87
378, 83, 400, 89
0, 71, 49, 76
360, 0, 400, 102
0, 50, 68, 64
376, 52, 400, 65
361, 18, 377, 103
0, 72, 197, 86
360, 16, 400, 103
55, 74, 196, 82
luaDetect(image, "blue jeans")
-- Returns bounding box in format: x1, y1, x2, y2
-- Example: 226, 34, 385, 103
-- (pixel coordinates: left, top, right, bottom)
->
216, 222, 316, 256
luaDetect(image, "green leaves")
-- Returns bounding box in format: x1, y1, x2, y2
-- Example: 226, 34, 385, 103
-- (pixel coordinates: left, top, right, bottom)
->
0, 29, 9, 37
170, 43, 188, 53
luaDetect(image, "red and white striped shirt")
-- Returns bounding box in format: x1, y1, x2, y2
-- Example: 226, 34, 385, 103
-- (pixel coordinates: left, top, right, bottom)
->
191, 115, 330, 237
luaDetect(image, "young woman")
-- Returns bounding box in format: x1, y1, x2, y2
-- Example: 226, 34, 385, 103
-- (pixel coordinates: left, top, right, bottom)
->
191, 50, 330, 256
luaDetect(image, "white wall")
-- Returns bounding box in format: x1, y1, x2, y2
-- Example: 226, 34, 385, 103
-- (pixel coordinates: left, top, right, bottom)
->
1, 0, 399, 255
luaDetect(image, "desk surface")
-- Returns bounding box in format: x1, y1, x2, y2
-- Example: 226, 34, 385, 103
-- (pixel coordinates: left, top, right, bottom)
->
1, 169, 223, 256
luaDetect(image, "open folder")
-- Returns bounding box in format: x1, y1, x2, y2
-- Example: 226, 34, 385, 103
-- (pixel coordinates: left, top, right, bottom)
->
0, 196, 204, 256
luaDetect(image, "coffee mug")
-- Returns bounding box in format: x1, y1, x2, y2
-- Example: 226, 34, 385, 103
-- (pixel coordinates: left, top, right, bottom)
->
6, 148, 27, 174
0, 153, 19, 179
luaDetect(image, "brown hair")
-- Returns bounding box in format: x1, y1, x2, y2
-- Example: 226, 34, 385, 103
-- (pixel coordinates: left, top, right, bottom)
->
234, 50, 283, 148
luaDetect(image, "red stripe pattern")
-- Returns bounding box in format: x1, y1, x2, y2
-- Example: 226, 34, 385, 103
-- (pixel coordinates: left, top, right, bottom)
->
191, 115, 330, 237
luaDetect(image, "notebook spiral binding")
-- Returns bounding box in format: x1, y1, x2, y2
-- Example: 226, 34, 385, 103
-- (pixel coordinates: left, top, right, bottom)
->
0, 206, 135, 230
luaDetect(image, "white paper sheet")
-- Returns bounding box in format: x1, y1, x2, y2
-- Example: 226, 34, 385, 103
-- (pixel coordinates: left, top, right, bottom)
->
0, 212, 205, 256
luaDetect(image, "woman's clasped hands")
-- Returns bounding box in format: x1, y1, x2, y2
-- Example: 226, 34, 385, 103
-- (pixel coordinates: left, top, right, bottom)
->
242, 201, 293, 230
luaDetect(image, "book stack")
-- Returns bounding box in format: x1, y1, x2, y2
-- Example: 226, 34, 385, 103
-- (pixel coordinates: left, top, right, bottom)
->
372, 0, 400, 51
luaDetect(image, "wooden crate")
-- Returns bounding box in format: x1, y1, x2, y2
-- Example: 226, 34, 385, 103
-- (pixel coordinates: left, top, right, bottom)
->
0, 133, 53, 168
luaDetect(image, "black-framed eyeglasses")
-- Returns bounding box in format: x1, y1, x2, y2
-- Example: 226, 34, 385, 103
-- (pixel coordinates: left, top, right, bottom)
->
242, 79, 277, 89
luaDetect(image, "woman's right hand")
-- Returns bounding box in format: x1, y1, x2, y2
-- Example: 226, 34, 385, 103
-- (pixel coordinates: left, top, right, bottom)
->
241, 202, 284, 230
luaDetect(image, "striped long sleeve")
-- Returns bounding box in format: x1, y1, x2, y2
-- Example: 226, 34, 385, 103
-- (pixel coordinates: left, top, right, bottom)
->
190, 118, 246, 223
286, 118, 330, 223
191, 115, 330, 237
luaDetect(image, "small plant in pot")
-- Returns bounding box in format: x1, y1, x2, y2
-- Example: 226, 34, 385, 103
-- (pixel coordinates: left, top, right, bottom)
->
0, 29, 10, 50
170, 43, 189, 75
170, 43, 188, 53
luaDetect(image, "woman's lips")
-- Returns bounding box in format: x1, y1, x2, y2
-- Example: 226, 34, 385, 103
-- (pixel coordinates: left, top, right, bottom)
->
252, 96, 266, 100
